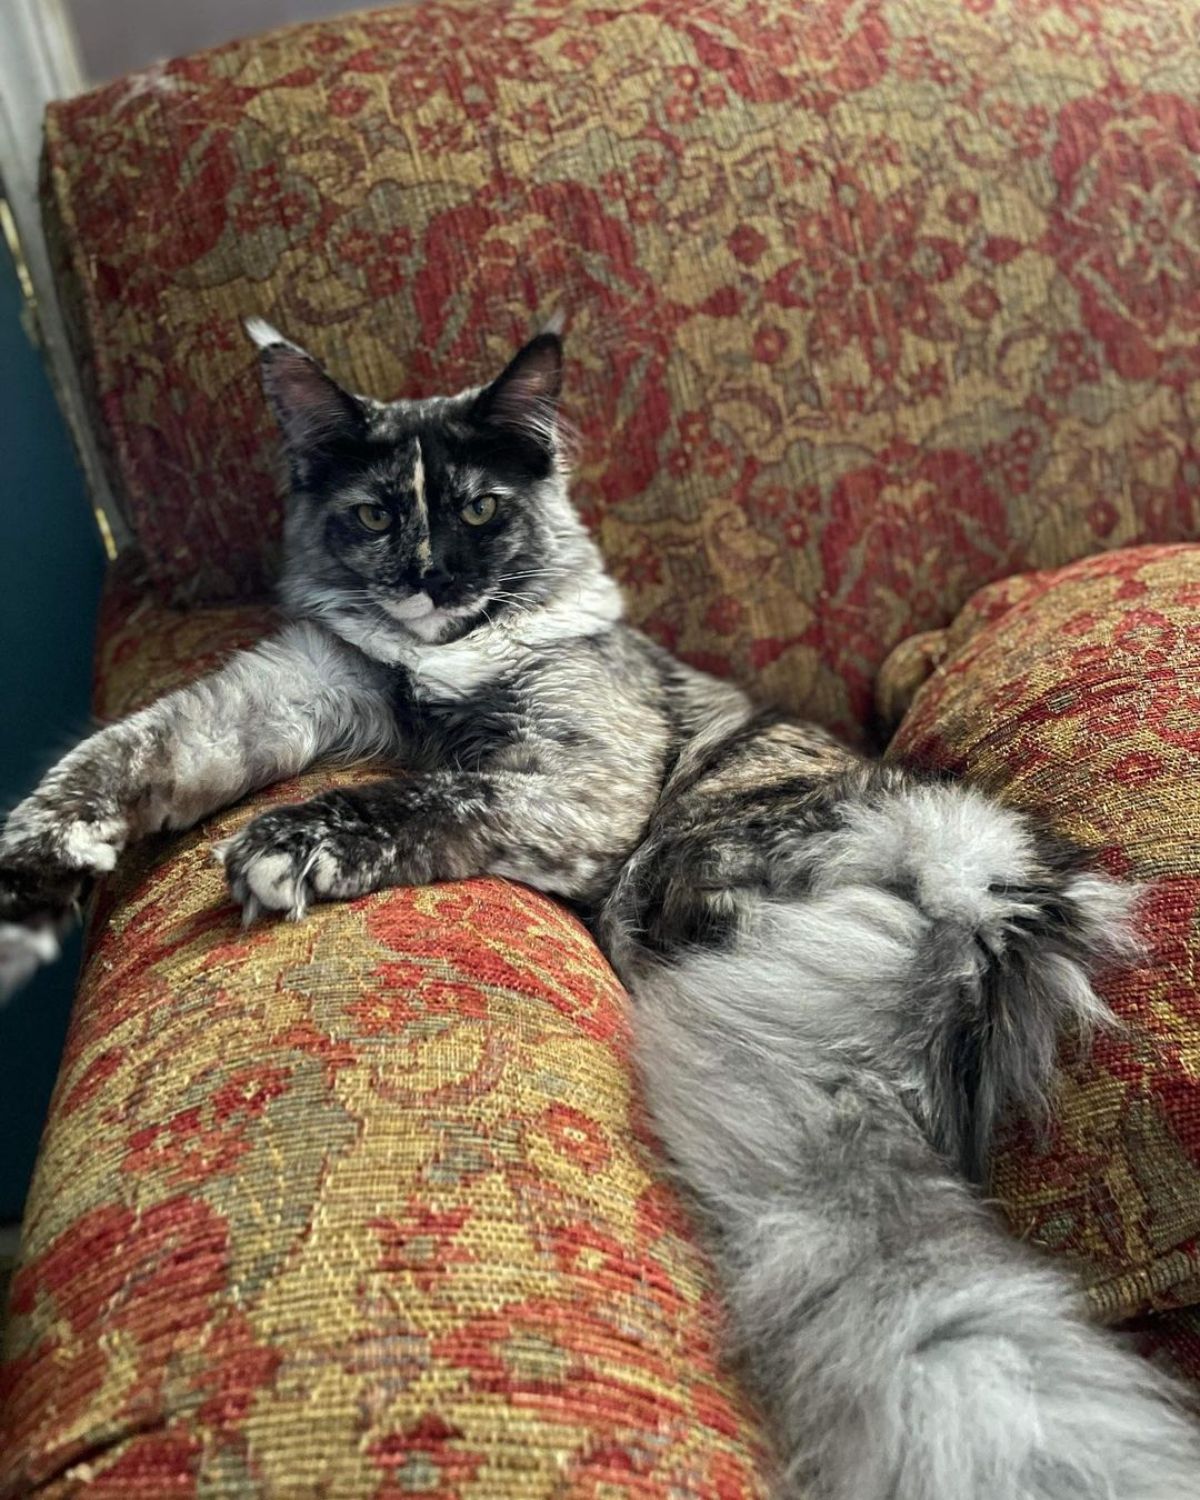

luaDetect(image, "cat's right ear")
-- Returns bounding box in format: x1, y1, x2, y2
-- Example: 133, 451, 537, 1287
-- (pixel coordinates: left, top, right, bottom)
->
245, 318, 363, 457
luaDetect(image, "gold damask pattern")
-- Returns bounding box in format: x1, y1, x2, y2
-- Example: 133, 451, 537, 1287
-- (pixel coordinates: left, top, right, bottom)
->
13, 0, 1200, 1486
42, 0, 1200, 741
891, 544, 1200, 1324
0, 564, 770, 1496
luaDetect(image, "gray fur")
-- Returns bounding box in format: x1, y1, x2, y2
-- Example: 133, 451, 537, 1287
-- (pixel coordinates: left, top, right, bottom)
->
1, 326, 1197, 1497
0, 621, 397, 988
604, 760, 1198, 1497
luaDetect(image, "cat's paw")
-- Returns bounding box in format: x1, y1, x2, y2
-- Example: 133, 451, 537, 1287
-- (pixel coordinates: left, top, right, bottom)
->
0, 801, 127, 1002
2, 798, 127, 879
55, 817, 125, 873
216, 805, 350, 924
0, 853, 84, 1003
0, 921, 63, 1002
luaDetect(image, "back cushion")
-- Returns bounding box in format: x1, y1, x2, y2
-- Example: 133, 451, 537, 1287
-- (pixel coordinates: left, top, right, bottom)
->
43, 0, 1200, 739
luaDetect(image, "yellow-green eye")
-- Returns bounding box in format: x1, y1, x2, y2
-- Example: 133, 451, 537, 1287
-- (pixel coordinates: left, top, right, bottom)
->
355, 503, 392, 533
461, 494, 498, 527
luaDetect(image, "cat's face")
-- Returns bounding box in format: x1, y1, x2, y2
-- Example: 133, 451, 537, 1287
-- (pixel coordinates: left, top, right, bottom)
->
252, 320, 588, 646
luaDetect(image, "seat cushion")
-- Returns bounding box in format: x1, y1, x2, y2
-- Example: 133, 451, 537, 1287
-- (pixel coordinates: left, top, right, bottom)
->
889, 543, 1200, 1323
0, 556, 769, 1497
42, 0, 1200, 741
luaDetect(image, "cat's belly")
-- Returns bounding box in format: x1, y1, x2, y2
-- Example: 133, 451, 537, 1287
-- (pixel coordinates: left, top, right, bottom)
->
600, 716, 868, 966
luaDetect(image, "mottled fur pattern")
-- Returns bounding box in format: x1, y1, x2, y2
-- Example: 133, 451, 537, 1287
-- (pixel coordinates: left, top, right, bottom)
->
2, 326, 1197, 1498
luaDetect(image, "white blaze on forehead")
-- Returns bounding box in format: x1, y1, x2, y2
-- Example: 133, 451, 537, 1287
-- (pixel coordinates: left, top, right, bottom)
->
411, 437, 433, 569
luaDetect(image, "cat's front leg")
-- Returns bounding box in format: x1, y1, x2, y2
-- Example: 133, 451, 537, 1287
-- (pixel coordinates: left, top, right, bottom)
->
219, 766, 642, 921
0, 621, 400, 998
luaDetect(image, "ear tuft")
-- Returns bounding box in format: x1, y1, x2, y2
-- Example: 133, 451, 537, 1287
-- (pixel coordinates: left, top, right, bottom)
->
244, 315, 289, 350
472, 333, 563, 448
252, 325, 362, 456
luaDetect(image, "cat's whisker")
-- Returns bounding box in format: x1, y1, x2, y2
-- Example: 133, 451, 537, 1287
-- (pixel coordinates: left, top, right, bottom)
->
494, 568, 572, 584
487, 593, 542, 615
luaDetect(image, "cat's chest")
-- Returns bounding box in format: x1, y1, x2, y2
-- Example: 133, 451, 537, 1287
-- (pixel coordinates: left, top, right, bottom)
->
390, 669, 533, 769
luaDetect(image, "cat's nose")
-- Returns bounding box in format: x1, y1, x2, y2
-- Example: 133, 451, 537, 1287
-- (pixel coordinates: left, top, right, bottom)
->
421, 567, 453, 605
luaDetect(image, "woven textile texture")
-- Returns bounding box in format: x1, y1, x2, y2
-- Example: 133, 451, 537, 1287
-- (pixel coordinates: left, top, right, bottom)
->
890, 543, 1200, 1324
0, 556, 770, 1497
41, 0, 1200, 741
1131, 1305, 1200, 1387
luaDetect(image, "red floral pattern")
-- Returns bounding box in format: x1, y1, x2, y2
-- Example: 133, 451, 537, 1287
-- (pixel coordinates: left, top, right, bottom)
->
42, 0, 1200, 741
18, 0, 1200, 1484
1046, 91, 1200, 385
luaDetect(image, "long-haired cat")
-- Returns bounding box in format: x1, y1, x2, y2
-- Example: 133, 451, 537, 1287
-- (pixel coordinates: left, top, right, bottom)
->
1, 322, 1197, 1498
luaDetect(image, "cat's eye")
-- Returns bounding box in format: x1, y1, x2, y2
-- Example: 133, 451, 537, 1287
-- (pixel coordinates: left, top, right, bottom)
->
461, 494, 499, 527
355, 503, 392, 533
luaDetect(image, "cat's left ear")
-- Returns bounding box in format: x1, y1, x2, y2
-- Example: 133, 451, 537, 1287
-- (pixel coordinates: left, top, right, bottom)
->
245, 317, 364, 458
471, 332, 563, 449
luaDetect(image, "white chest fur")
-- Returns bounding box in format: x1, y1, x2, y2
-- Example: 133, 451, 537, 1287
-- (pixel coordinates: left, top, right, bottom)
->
332, 571, 625, 703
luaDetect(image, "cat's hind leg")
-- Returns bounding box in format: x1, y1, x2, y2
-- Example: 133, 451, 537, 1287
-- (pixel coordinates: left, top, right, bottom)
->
603, 765, 1200, 1499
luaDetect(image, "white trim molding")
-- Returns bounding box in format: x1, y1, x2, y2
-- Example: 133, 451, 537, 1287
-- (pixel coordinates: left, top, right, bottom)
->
0, 0, 123, 554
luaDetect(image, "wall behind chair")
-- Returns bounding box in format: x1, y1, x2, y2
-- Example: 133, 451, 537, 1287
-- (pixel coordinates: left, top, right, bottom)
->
66, 0, 385, 81
0, 236, 105, 1222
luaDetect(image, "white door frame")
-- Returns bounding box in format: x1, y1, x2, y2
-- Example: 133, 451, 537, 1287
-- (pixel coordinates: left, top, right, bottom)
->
0, 0, 122, 554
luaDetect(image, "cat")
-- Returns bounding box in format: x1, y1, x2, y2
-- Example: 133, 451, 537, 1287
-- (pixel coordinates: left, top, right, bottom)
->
1, 321, 1197, 1499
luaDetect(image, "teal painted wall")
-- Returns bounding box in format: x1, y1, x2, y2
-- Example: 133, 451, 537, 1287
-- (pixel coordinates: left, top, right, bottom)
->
0, 238, 105, 1221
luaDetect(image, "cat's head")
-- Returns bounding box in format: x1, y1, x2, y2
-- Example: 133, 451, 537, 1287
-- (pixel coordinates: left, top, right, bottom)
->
249, 319, 606, 651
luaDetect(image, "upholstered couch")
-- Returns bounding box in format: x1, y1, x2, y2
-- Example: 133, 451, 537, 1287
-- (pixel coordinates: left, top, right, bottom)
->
4, 1, 1200, 1493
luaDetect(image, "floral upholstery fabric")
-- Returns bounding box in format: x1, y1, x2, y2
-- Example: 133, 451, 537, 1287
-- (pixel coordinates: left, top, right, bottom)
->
16, 0, 1200, 1487
41, 0, 1200, 742
890, 544, 1200, 1325
0, 556, 770, 1498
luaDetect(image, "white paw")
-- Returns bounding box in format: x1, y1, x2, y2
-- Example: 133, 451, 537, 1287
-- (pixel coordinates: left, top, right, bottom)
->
1, 809, 126, 876
218, 834, 332, 924
0, 922, 60, 1004
243, 851, 307, 913
58, 818, 125, 874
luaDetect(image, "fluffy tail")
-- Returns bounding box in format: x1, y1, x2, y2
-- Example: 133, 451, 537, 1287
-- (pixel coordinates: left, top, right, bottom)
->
804, 774, 1141, 1183
623, 773, 1200, 1499
721, 1171, 1200, 1500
